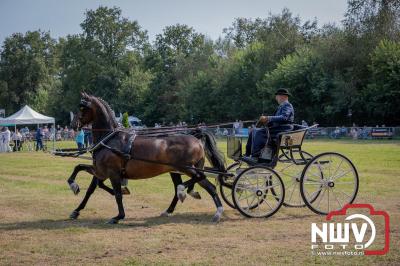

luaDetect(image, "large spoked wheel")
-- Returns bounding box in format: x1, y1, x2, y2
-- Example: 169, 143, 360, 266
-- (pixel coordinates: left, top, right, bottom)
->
232, 166, 285, 218
276, 151, 314, 207
219, 162, 248, 209
300, 152, 359, 215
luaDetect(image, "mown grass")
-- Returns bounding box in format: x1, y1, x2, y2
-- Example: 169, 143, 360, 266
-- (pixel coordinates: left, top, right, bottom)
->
0, 139, 399, 265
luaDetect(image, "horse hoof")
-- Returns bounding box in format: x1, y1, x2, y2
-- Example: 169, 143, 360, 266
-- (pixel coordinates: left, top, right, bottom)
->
69, 210, 80, 219
178, 192, 186, 203
212, 207, 224, 223
160, 211, 172, 217
69, 182, 80, 195
107, 218, 119, 224
188, 191, 201, 200
212, 214, 221, 223
121, 187, 131, 195
177, 184, 186, 202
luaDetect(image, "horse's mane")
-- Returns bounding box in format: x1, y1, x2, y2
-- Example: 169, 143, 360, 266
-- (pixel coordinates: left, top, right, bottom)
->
82, 93, 119, 128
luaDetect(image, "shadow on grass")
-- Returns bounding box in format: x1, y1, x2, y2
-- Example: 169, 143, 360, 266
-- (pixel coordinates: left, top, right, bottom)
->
0, 209, 321, 231
0, 212, 226, 231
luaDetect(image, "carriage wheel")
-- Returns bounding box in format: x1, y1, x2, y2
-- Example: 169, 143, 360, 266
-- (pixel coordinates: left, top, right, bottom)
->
232, 166, 285, 218
276, 151, 314, 207
300, 152, 359, 215
219, 162, 246, 209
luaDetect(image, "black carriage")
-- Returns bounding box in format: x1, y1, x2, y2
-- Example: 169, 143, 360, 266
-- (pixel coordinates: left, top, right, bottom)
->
219, 124, 359, 218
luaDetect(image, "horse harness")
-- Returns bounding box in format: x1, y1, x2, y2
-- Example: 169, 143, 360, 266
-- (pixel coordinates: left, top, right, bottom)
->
91, 129, 137, 178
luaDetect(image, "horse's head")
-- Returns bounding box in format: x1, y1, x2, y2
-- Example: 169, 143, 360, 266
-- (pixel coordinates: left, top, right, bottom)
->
76, 92, 96, 129
75, 92, 119, 131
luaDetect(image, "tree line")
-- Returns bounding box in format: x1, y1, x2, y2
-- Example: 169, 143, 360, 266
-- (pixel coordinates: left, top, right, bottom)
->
0, 0, 399, 126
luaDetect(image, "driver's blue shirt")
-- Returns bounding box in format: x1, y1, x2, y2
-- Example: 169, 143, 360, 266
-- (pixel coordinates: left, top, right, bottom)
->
267, 100, 294, 129
246, 100, 295, 157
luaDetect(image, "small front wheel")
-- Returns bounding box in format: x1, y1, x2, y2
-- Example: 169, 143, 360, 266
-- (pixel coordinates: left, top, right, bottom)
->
232, 166, 285, 218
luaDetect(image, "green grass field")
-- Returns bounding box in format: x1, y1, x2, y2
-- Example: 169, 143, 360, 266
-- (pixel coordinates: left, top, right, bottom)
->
0, 139, 399, 265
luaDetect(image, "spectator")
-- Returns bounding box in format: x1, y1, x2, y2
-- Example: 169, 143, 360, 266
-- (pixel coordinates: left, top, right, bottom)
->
75, 129, 85, 149
63, 126, 69, 140
56, 128, 62, 141
301, 120, 308, 127
0, 127, 4, 152
330, 126, 341, 139
4, 127, 11, 152
12, 129, 22, 151
50, 125, 56, 141
340, 126, 347, 137
43, 125, 49, 140
233, 120, 240, 135
350, 127, 358, 140
35, 127, 44, 151
215, 126, 221, 136
84, 126, 93, 148
361, 126, 370, 139
69, 128, 75, 139
1, 127, 11, 152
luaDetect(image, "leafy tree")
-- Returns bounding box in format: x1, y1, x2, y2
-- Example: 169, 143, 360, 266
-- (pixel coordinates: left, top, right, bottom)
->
122, 112, 130, 128
259, 47, 331, 124
365, 40, 400, 125
0, 31, 57, 114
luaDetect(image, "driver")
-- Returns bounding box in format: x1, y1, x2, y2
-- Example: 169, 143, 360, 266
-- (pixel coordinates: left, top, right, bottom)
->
244, 88, 294, 163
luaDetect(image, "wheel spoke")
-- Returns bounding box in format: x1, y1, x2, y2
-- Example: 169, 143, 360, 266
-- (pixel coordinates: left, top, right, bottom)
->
327, 188, 330, 212
303, 182, 323, 185
239, 190, 256, 200
307, 170, 324, 181
331, 189, 342, 209
336, 189, 352, 199
248, 194, 258, 207
263, 194, 274, 210
315, 187, 327, 210
331, 169, 352, 181
288, 181, 297, 203
330, 159, 344, 179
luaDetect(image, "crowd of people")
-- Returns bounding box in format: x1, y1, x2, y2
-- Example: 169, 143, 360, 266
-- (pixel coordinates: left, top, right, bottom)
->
329, 124, 389, 139
0, 124, 93, 153
0, 121, 396, 154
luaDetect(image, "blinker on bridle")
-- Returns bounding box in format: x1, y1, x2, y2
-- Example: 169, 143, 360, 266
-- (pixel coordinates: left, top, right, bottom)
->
79, 99, 91, 108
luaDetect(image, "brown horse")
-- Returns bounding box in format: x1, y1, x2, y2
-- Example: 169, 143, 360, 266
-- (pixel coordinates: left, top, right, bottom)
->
67, 92, 226, 223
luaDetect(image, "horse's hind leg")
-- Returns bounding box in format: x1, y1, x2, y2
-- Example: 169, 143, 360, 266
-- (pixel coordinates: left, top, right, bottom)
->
176, 173, 205, 203
108, 177, 125, 224
98, 180, 115, 195
197, 177, 224, 223
70, 176, 98, 219
161, 173, 182, 217
176, 159, 206, 202
187, 184, 201, 200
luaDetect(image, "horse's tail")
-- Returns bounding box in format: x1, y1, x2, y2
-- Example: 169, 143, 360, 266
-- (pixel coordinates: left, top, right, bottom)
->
191, 129, 226, 172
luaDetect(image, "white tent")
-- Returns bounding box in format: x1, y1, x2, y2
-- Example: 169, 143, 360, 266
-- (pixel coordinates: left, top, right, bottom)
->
0, 105, 55, 150
0, 105, 54, 125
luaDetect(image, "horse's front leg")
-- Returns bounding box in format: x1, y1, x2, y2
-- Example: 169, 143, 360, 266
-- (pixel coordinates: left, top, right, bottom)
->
161, 173, 183, 217
70, 176, 98, 219
67, 164, 95, 195
107, 177, 125, 224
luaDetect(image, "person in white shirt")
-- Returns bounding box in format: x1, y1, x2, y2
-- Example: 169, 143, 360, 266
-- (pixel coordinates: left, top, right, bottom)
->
12, 129, 22, 151
2, 127, 11, 152
0, 127, 4, 152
